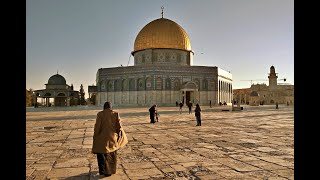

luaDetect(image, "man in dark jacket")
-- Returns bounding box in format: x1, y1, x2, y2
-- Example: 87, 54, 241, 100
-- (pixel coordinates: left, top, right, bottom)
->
195, 103, 202, 126
149, 105, 156, 123
179, 102, 183, 114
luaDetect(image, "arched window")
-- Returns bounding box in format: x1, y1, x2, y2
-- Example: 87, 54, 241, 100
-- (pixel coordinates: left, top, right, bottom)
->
156, 77, 162, 90
98, 81, 103, 91
202, 79, 208, 90
208, 80, 214, 90
165, 78, 171, 90
44, 93, 51, 97
114, 80, 121, 91
122, 79, 128, 91
129, 79, 135, 91
108, 81, 113, 91
137, 79, 145, 91
174, 79, 180, 90
146, 77, 152, 90
100, 80, 106, 91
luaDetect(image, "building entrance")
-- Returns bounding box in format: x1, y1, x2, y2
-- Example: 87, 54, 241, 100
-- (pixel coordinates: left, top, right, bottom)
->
186, 91, 191, 103
181, 81, 198, 105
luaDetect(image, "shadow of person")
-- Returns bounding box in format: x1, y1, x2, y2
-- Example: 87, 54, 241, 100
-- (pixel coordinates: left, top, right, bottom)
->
61, 171, 108, 180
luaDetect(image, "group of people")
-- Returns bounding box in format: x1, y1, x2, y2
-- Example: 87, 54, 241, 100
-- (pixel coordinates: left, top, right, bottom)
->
178, 101, 202, 126
150, 101, 203, 126
219, 101, 227, 106
92, 101, 202, 177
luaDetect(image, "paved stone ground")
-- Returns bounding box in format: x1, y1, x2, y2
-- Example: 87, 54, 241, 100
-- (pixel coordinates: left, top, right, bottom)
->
26, 105, 294, 180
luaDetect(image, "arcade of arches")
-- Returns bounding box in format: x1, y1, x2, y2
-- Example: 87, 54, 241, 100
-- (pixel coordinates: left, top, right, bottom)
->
33, 73, 80, 107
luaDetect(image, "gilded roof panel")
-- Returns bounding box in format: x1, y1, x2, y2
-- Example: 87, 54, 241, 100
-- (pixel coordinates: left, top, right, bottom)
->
133, 18, 192, 53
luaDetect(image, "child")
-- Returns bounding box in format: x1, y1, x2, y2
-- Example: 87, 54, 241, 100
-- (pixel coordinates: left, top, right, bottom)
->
155, 111, 159, 122
154, 104, 159, 122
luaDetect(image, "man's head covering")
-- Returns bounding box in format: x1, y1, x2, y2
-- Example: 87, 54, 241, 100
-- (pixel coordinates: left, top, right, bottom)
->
104, 101, 112, 110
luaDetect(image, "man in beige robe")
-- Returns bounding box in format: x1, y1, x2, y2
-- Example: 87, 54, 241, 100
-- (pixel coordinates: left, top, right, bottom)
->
92, 101, 128, 177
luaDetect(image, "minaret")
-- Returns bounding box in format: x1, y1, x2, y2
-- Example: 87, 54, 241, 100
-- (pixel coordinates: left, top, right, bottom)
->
268, 65, 278, 90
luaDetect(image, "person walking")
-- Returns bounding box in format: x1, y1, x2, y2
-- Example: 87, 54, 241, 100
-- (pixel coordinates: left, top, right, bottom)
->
179, 101, 183, 114
149, 104, 156, 123
187, 101, 193, 114
195, 103, 202, 126
92, 102, 128, 177
209, 100, 212, 108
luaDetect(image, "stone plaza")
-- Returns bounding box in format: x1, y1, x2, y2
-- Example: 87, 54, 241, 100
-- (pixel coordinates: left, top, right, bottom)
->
26, 105, 294, 180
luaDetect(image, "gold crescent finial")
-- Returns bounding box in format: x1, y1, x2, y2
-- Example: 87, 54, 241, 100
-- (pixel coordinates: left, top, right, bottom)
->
161, 6, 164, 18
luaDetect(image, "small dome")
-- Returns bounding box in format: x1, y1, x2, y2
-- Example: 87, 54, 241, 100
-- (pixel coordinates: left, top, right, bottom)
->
250, 91, 260, 96
47, 74, 66, 85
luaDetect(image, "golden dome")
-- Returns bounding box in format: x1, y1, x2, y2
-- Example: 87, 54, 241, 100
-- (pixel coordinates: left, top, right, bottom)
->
133, 18, 192, 54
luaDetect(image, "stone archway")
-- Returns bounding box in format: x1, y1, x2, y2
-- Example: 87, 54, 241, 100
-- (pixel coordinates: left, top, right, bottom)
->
181, 81, 198, 105
55, 93, 67, 106
43, 93, 52, 107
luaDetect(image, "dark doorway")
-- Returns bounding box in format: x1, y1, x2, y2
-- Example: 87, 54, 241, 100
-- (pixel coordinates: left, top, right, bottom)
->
186, 91, 191, 104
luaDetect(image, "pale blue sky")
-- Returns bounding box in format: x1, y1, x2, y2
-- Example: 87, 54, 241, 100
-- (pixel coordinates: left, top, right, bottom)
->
26, 0, 294, 98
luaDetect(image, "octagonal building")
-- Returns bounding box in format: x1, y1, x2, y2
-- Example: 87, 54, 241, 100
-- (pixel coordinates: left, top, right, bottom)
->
91, 16, 233, 106
34, 73, 80, 107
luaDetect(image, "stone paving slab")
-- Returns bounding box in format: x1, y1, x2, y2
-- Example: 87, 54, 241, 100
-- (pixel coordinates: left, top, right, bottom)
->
26, 105, 294, 179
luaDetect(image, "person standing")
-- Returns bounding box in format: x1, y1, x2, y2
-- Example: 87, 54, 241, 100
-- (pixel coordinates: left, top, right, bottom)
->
179, 101, 183, 114
149, 104, 156, 123
209, 100, 212, 108
195, 103, 202, 126
92, 102, 128, 177
187, 101, 193, 114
